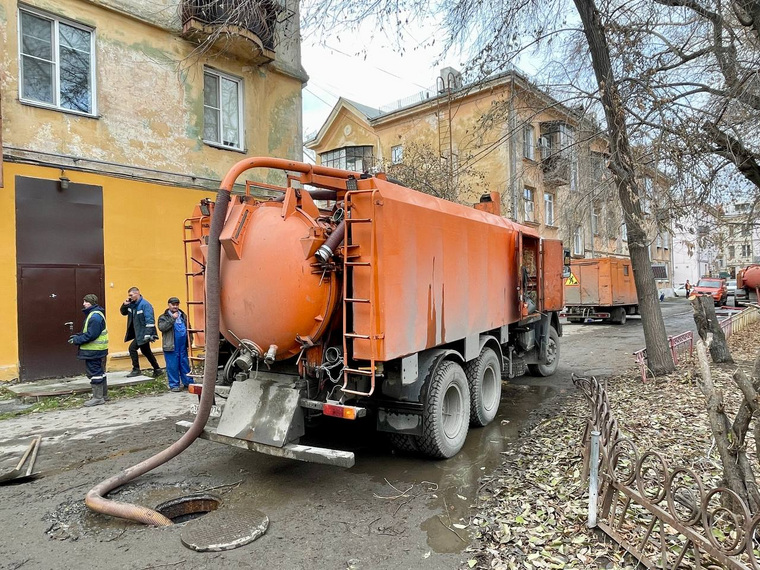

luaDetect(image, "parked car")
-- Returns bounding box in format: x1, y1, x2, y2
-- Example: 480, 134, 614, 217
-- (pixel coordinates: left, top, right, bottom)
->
692, 277, 728, 305
673, 283, 688, 297
727, 279, 748, 301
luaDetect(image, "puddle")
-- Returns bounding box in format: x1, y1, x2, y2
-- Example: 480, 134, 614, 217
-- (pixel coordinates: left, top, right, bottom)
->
353, 384, 558, 553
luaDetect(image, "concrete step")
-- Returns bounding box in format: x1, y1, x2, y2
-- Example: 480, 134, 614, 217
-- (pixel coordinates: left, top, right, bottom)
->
6, 370, 156, 398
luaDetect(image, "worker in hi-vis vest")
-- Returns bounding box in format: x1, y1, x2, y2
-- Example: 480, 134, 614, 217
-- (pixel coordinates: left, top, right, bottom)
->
69, 294, 109, 407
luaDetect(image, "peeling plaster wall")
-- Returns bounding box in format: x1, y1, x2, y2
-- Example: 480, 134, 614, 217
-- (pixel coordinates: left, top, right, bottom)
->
1, 0, 304, 180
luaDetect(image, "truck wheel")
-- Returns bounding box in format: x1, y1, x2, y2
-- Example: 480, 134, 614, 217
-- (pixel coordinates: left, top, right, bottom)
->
419, 361, 470, 459
388, 434, 419, 454
527, 327, 560, 377
614, 307, 626, 325
465, 347, 502, 427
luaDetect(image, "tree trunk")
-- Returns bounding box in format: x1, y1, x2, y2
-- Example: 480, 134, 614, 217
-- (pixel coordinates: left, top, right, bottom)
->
691, 295, 734, 363
694, 340, 758, 512
573, 0, 674, 375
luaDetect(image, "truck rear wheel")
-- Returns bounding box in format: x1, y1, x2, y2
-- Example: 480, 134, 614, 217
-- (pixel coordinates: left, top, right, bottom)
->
613, 307, 626, 325
465, 347, 502, 427
527, 327, 560, 377
419, 361, 470, 458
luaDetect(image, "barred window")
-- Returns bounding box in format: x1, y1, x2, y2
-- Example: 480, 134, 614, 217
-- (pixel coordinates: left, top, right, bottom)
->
652, 264, 668, 280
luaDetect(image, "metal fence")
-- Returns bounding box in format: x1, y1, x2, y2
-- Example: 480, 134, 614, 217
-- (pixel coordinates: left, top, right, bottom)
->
633, 306, 759, 382
575, 375, 760, 569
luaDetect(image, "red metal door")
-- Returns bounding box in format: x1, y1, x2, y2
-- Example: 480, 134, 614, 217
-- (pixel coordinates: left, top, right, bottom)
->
18, 266, 105, 379
15, 176, 104, 381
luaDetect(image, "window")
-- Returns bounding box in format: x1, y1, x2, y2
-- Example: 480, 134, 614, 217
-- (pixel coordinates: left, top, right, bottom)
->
656, 234, 662, 248
203, 69, 244, 149
742, 224, 751, 237
573, 226, 583, 255
19, 8, 95, 114
621, 221, 628, 241
623, 265, 630, 276
592, 204, 601, 235
523, 125, 535, 160
652, 264, 668, 280
523, 187, 535, 222
662, 233, 669, 249
320, 146, 374, 172
729, 245, 735, 258
391, 145, 403, 164
742, 244, 752, 257
544, 192, 555, 226
590, 152, 607, 182
729, 225, 735, 237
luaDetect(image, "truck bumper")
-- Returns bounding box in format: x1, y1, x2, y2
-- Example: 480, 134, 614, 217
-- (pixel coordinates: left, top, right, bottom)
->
175, 420, 355, 468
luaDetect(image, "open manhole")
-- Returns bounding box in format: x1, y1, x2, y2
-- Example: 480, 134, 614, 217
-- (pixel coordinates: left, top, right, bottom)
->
155, 494, 221, 524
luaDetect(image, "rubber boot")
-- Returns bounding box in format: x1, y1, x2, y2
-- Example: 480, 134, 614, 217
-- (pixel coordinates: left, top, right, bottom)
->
103, 378, 110, 402
84, 382, 106, 407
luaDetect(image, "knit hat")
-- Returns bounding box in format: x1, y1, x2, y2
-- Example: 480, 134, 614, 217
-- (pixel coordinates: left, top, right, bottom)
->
83, 294, 98, 305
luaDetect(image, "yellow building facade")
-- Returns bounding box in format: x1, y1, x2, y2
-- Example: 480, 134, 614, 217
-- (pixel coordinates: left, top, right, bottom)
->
0, 0, 306, 380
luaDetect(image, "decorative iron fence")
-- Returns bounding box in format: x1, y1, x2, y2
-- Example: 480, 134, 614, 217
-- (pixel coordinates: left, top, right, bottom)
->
574, 375, 760, 569
633, 306, 759, 382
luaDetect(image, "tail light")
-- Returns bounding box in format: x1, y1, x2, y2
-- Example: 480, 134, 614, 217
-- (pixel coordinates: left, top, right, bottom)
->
323, 403, 359, 420
188, 384, 202, 395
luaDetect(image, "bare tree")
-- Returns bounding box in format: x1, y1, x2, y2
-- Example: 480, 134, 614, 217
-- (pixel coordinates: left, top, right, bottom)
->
382, 141, 486, 203
303, 0, 676, 373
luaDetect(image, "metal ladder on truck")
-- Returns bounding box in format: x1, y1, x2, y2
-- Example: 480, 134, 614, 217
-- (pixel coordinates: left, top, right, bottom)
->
341, 189, 381, 397
182, 213, 210, 381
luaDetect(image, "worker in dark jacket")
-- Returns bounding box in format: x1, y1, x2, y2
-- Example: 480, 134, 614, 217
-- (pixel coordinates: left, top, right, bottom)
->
69, 294, 109, 407
120, 287, 162, 377
158, 297, 193, 392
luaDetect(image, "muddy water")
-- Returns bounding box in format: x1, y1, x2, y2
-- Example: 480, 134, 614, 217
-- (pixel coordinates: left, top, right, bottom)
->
351, 383, 559, 553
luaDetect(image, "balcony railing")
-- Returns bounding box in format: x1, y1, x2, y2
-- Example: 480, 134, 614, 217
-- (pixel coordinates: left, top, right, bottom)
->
181, 0, 280, 63
540, 152, 570, 186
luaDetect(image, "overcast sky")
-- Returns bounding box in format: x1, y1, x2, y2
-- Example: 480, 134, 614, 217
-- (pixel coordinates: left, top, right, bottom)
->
300, 21, 464, 143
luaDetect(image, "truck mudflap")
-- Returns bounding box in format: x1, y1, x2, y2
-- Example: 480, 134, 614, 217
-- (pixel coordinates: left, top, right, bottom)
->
175, 421, 355, 468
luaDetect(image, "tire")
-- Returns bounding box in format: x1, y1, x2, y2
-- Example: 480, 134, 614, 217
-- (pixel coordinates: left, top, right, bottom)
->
465, 347, 502, 427
419, 361, 470, 459
527, 327, 560, 377
388, 434, 419, 454
613, 307, 626, 325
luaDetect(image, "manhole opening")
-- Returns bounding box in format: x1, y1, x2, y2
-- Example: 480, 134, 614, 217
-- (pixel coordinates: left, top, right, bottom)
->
155, 494, 221, 524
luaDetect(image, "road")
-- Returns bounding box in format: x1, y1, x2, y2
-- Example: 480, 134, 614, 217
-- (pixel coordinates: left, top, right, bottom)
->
0, 299, 697, 570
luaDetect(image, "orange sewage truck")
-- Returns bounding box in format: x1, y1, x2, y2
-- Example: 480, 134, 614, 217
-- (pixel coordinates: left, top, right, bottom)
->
180, 158, 565, 466
564, 256, 638, 324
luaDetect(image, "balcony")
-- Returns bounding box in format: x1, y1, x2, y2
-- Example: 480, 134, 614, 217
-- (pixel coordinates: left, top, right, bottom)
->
540, 152, 570, 186
181, 0, 279, 65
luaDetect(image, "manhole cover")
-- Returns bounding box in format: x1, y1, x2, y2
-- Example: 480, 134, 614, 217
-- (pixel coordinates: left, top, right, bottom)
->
180, 509, 269, 552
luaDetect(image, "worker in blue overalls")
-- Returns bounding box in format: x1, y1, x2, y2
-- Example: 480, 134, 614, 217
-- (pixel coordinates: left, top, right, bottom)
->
157, 297, 193, 392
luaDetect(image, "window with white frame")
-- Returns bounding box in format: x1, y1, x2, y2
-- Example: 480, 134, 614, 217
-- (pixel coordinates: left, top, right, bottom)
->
573, 226, 583, 255
592, 203, 601, 235
662, 232, 669, 248
729, 245, 735, 258
743, 224, 751, 237
19, 8, 95, 115
742, 244, 752, 257
203, 69, 244, 150
544, 192, 554, 226
523, 187, 535, 222
621, 221, 628, 241
391, 145, 403, 164
523, 125, 535, 160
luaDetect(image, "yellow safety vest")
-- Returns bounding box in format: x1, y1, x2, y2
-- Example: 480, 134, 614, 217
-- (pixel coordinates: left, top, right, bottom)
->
80, 310, 109, 351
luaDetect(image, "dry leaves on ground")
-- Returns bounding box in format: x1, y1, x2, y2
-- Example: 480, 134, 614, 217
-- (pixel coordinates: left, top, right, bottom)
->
462, 320, 760, 570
